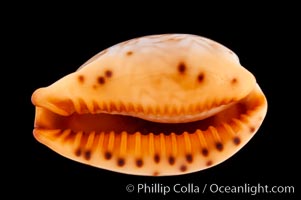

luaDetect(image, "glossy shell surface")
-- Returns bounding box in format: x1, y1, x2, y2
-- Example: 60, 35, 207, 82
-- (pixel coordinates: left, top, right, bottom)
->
32, 34, 267, 176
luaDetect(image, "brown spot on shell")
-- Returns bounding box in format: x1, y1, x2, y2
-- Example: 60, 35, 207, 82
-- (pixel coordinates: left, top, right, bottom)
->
104, 152, 112, 160
84, 150, 91, 160
233, 137, 241, 145
197, 73, 205, 82
126, 51, 133, 56
249, 126, 256, 133
180, 165, 187, 172
153, 171, 159, 176
117, 158, 125, 167
136, 159, 143, 167
168, 156, 175, 165
206, 160, 213, 166
186, 154, 193, 163
105, 70, 112, 78
201, 148, 209, 157
154, 154, 160, 163
78, 75, 84, 83
178, 62, 186, 74
75, 148, 81, 157
231, 78, 238, 84
97, 76, 105, 84
216, 142, 223, 151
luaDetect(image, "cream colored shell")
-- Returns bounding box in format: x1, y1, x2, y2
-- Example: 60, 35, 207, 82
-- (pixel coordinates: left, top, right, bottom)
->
32, 34, 267, 176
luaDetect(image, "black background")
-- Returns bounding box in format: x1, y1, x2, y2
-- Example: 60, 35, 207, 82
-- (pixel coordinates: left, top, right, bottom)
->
8, 6, 298, 200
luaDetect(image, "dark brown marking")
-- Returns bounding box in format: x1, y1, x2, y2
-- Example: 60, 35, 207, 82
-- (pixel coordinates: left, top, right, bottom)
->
97, 76, 105, 84
180, 165, 187, 172
136, 159, 143, 167
231, 78, 238, 84
249, 126, 256, 133
178, 62, 186, 74
78, 75, 84, 83
197, 73, 205, 82
126, 51, 133, 56
186, 154, 193, 163
153, 171, 159, 176
201, 148, 209, 157
154, 154, 160, 163
104, 152, 112, 160
216, 142, 223, 151
206, 160, 213, 166
233, 137, 241, 145
105, 70, 112, 78
117, 158, 125, 167
75, 148, 81, 157
168, 156, 175, 165
84, 150, 91, 160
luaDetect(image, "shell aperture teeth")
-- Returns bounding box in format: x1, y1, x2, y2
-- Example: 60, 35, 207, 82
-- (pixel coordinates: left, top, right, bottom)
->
40, 96, 237, 124
33, 86, 263, 136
